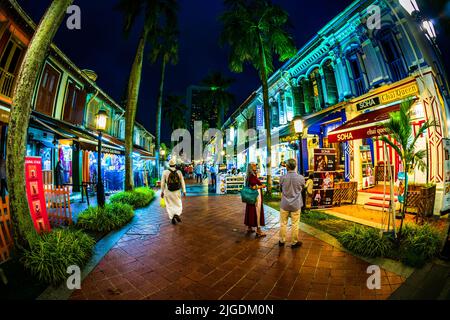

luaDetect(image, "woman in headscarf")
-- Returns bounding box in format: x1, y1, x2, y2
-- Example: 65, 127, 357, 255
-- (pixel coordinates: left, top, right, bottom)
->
161, 158, 187, 225
244, 162, 266, 237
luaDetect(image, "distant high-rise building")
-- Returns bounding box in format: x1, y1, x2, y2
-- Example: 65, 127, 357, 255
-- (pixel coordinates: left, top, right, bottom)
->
186, 85, 218, 131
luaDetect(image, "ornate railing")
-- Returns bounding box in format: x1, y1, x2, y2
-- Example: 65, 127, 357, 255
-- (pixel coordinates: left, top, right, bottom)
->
0, 67, 15, 98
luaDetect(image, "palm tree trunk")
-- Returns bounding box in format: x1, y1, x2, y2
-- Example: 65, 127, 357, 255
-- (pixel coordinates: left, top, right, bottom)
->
124, 28, 147, 191
7, 0, 73, 248
258, 34, 272, 194
155, 58, 167, 179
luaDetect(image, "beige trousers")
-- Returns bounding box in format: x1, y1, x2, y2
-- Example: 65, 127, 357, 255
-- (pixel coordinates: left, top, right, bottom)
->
279, 209, 300, 244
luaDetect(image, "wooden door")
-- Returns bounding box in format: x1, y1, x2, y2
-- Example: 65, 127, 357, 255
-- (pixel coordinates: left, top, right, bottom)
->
35, 63, 60, 116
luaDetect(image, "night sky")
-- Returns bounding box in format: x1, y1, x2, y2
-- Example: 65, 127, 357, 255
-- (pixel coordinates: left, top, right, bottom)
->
16, 0, 450, 145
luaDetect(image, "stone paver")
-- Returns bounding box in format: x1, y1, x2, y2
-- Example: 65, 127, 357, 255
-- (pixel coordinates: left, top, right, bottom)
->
70, 193, 405, 300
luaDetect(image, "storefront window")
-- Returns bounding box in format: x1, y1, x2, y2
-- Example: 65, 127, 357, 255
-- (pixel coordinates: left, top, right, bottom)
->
88, 151, 125, 192
58, 144, 72, 184
40, 147, 52, 171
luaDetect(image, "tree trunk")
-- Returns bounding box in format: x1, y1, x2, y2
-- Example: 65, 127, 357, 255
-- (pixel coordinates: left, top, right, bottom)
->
258, 34, 272, 194
124, 28, 147, 191
155, 57, 167, 180
7, 0, 73, 248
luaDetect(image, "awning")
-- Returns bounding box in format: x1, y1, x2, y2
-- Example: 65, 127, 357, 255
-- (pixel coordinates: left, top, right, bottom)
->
328, 104, 399, 143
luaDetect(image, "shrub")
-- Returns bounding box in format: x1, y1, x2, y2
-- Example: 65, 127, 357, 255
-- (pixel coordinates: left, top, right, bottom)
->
22, 228, 95, 285
399, 223, 443, 267
77, 202, 134, 233
338, 225, 393, 258
109, 187, 155, 208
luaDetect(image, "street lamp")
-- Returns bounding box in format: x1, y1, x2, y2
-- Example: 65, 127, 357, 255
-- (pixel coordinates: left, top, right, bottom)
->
96, 109, 108, 207
293, 116, 304, 175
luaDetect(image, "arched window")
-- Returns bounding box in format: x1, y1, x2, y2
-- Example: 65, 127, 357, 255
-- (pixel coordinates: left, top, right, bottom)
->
377, 28, 407, 82
345, 47, 367, 97
300, 78, 314, 114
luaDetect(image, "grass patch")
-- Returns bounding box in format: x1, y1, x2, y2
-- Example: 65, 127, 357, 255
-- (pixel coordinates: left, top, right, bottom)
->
22, 228, 95, 285
77, 202, 134, 233
109, 187, 155, 208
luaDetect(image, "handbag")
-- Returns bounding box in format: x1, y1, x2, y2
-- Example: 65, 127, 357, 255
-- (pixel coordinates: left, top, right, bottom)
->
160, 198, 166, 208
240, 183, 259, 205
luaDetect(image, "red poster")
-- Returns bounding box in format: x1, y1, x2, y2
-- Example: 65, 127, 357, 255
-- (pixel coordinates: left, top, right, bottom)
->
25, 156, 51, 233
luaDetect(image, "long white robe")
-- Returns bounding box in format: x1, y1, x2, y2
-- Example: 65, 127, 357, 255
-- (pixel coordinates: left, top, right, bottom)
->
160, 168, 186, 220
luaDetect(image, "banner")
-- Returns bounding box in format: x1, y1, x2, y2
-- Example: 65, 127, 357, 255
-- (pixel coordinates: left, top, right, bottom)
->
25, 157, 51, 233
256, 104, 264, 129
311, 148, 336, 208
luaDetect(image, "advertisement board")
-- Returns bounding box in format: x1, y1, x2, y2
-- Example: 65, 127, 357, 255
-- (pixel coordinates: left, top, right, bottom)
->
311, 148, 336, 208
25, 157, 51, 233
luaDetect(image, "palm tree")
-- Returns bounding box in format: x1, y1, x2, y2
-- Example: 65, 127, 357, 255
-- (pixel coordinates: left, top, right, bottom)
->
6, 0, 73, 248
200, 71, 235, 128
150, 27, 179, 178
116, 0, 177, 191
379, 98, 436, 239
164, 94, 186, 131
219, 0, 296, 193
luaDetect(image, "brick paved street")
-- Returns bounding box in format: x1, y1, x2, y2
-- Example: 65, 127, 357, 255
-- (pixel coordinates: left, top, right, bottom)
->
70, 192, 405, 300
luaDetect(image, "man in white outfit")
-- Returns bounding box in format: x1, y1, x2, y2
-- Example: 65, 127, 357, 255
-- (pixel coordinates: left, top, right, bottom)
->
161, 158, 187, 225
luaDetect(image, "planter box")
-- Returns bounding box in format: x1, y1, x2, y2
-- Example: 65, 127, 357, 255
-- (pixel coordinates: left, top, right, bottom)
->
406, 184, 436, 219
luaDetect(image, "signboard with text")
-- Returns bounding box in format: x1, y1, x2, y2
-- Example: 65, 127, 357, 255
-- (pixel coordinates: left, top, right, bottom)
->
25, 157, 51, 233
311, 148, 336, 209
256, 104, 264, 129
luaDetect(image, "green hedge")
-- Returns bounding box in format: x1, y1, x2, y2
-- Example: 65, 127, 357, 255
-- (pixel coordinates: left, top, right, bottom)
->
109, 187, 155, 208
22, 228, 95, 285
399, 223, 443, 267
338, 225, 393, 258
77, 202, 134, 233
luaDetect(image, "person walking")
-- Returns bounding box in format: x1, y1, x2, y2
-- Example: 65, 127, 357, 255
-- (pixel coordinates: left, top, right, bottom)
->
304, 173, 314, 211
161, 158, 187, 225
279, 158, 305, 248
244, 162, 266, 238
194, 163, 203, 183
54, 160, 65, 187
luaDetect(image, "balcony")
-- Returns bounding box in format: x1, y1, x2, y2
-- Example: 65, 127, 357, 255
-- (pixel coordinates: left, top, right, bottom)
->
0, 67, 15, 98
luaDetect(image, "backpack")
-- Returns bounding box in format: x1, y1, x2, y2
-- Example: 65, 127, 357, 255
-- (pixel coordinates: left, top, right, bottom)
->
167, 170, 181, 191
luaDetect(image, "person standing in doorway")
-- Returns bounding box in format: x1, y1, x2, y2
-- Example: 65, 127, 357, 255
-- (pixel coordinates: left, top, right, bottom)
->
279, 158, 305, 248
161, 158, 187, 225
54, 160, 65, 187
244, 162, 266, 238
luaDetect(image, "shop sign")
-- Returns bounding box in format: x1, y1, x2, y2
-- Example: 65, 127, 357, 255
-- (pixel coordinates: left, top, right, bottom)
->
0, 109, 10, 123
380, 83, 419, 104
280, 135, 298, 143
354, 82, 419, 111
25, 157, 51, 233
357, 97, 380, 111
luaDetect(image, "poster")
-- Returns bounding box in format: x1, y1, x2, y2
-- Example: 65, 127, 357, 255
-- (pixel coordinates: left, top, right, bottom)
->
360, 145, 375, 189
312, 148, 336, 209
441, 139, 450, 214
25, 157, 51, 233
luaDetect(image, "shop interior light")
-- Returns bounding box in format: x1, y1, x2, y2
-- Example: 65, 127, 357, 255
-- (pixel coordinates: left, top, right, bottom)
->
96, 109, 108, 132
160, 149, 166, 156
422, 20, 437, 40
399, 0, 420, 15
293, 117, 304, 134
220, 150, 226, 156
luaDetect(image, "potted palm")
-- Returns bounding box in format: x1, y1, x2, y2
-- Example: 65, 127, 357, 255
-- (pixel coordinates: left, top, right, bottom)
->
378, 98, 436, 239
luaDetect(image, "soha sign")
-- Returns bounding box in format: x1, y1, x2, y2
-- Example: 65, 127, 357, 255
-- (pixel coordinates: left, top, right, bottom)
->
355, 82, 419, 111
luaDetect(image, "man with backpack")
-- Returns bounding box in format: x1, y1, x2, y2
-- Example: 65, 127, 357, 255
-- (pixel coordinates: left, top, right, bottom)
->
161, 158, 187, 225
